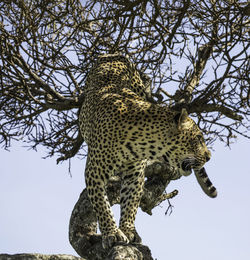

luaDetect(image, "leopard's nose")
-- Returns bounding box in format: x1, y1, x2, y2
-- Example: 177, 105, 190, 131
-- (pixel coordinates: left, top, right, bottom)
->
205, 151, 211, 162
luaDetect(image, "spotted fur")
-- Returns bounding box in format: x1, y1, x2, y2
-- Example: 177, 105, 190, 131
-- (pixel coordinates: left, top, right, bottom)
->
79, 54, 216, 249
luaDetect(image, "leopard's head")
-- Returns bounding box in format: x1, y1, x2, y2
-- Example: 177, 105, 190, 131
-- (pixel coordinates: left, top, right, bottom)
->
165, 109, 211, 177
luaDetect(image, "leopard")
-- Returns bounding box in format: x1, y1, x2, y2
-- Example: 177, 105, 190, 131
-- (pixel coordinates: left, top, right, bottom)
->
79, 53, 217, 249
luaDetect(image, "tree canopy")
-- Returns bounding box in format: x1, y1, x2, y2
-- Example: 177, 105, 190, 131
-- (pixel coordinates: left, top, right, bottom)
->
0, 0, 249, 161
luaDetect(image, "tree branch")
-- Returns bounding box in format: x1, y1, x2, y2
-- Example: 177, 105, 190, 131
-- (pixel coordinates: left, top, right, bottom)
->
188, 103, 244, 121
0, 254, 85, 260
1, 0, 249, 153
56, 132, 84, 164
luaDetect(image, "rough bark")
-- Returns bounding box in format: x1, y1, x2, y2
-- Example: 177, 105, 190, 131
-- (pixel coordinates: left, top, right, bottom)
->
0, 254, 85, 260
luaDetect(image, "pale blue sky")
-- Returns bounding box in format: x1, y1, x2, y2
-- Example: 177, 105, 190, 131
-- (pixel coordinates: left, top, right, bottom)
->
0, 135, 249, 260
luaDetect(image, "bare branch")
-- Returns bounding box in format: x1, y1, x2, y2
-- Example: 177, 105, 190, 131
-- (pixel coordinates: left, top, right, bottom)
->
1, 0, 249, 155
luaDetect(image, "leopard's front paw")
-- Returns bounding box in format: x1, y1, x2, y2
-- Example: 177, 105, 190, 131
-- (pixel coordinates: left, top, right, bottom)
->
120, 227, 142, 244
102, 228, 129, 249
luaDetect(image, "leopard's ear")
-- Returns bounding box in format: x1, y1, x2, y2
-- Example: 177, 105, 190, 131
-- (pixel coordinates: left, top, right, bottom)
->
174, 108, 190, 130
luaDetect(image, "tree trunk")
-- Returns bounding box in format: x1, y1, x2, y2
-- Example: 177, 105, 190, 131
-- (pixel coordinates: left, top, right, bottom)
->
0, 254, 85, 260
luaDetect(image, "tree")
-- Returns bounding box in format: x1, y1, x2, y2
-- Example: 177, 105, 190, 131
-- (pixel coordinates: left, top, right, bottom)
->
0, 0, 249, 259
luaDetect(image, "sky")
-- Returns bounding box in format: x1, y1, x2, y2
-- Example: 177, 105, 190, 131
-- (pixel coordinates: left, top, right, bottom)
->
0, 135, 249, 260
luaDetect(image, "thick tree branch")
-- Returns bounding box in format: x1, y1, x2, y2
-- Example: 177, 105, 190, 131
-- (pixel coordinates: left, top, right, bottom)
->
0, 254, 85, 260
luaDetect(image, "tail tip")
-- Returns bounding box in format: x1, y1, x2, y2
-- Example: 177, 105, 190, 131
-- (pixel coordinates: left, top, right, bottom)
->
210, 189, 217, 198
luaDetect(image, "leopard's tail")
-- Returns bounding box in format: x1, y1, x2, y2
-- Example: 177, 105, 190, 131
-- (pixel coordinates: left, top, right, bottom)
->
194, 167, 217, 198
